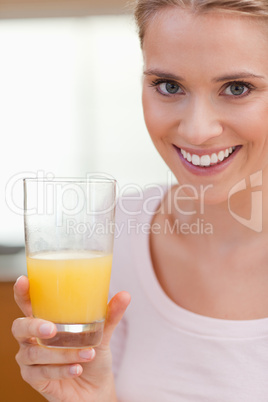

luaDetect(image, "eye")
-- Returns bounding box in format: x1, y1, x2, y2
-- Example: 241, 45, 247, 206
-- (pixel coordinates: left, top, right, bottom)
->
150, 79, 184, 96
222, 82, 253, 97
159, 82, 182, 95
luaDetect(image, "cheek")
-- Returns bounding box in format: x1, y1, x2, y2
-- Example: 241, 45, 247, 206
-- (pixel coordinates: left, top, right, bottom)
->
232, 102, 268, 142
142, 88, 175, 143
142, 91, 160, 141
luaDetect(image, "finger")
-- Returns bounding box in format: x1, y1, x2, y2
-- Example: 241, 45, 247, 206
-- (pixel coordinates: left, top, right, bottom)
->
12, 317, 57, 343
17, 343, 95, 366
14, 275, 32, 317
102, 291, 131, 346
20, 363, 83, 390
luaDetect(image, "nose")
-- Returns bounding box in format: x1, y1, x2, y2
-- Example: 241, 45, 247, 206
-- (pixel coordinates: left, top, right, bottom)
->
178, 96, 223, 145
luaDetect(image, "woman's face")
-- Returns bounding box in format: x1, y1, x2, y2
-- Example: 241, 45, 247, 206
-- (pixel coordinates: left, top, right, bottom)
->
142, 8, 268, 204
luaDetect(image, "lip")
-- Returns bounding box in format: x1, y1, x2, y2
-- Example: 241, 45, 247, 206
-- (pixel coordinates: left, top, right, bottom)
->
174, 145, 242, 176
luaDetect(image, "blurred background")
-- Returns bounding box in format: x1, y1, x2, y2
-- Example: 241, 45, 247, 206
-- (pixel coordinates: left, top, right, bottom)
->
0, 0, 173, 400
1, 1, 172, 252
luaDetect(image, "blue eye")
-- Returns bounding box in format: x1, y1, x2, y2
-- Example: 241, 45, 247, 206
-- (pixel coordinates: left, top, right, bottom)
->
150, 79, 183, 96
223, 82, 252, 97
159, 82, 181, 94
230, 84, 245, 95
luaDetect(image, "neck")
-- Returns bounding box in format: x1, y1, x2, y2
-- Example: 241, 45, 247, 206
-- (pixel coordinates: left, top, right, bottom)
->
169, 167, 268, 243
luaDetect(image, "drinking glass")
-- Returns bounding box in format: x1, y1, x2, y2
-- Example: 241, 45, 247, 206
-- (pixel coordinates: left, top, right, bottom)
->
24, 177, 116, 348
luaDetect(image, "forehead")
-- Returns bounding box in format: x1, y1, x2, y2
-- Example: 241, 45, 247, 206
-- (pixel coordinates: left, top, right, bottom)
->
142, 8, 268, 76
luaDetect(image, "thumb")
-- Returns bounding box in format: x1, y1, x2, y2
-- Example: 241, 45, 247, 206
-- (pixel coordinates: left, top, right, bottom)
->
102, 291, 131, 346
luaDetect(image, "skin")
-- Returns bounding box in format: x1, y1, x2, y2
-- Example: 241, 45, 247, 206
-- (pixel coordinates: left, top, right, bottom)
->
12, 7, 268, 401
142, 9, 268, 205
143, 8, 268, 319
12, 276, 130, 401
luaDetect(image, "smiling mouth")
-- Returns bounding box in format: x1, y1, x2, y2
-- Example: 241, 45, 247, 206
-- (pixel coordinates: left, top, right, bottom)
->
179, 146, 239, 167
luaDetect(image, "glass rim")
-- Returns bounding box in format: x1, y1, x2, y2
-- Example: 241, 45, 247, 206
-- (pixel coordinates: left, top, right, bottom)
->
23, 176, 117, 184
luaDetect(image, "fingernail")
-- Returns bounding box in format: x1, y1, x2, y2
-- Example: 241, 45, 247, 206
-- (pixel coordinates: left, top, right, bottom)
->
70, 364, 82, 376
14, 275, 23, 286
39, 323, 54, 336
79, 348, 95, 360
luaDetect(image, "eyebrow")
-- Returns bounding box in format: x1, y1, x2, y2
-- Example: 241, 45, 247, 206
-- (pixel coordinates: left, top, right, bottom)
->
143, 69, 265, 82
212, 72, 265, 83
143, 69, 184, 81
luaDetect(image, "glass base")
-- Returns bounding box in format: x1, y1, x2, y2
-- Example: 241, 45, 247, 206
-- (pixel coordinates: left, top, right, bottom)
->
37, 320, 105, 349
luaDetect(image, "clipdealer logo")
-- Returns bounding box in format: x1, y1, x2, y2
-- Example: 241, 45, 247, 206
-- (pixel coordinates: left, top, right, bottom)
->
5, 169, 264, 234
228, 170, 262, 233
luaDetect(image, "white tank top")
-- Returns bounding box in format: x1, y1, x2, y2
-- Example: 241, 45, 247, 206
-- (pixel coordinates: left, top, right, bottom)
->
110, 187, 268, 402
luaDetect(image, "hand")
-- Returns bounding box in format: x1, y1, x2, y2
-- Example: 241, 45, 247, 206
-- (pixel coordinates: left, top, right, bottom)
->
12, 275, 131, 402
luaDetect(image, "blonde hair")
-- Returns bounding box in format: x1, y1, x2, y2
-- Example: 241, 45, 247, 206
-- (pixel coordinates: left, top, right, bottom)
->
134, 0, 268, 47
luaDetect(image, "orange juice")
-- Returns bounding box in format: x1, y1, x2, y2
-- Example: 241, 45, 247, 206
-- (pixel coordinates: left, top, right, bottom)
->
27, 251, 113, 324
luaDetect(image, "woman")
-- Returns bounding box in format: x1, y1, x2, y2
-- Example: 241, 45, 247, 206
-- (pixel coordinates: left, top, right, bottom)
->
12, 0, 268, 400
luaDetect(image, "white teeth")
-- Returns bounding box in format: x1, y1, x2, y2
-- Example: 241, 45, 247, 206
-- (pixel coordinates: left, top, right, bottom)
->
180, 146, 236, 167
218, 150, 225, 161
211, 153, 218, 164
192, 154, 200, 166
200, 155, 210, 166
